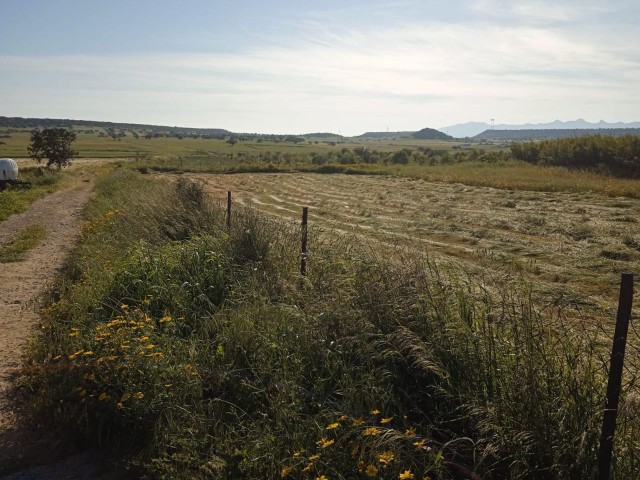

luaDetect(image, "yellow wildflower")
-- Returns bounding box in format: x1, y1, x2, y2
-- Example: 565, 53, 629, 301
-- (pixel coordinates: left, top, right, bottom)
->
326, 422, 339, 430
399, 471, 414, 479
120, 393, 131, 402
362, 427, 381, 436
82, 351, 94, 356
380, 417, 393, 424
98, 392, 111, 402
280, 466, 293, 477
146, 344, 155, 349
405, 427, 416, 437
138, 336, 149, 342
116, 402, 124, 410
351, 417, 365, 427
366, 464, 379, 477
133, 391, 144, 400
413, 439, 426, 449
316, 476, 328, 480
371, 409, 381, 415
338, 415, 347, 421
378, 451, 395, 465
302, 462, 315, 473
159, 315, 172, 323
316, 437, 334, 448
120, 304, 128, 309
309, 454, 320, 461
69, 332, 79, 337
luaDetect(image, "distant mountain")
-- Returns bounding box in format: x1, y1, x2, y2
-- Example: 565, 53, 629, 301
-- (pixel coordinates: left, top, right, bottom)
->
439, 119, 640, 138
437, 122, 490, 138
412, 127, 453, 140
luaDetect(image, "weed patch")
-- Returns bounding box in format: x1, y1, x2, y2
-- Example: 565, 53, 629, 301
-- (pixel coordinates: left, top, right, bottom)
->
0, 224, 47, 262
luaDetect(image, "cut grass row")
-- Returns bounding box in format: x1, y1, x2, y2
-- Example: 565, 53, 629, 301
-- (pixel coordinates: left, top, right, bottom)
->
20, 169, 640, 479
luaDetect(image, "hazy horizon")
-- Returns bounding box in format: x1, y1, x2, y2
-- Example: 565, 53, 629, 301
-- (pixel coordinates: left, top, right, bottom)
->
2, 0, 639, 136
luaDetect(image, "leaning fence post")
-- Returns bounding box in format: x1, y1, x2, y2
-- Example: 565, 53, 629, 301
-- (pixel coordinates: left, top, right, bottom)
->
598, 272, 634, 480
300, 207, 308, 276
226, 191, 231, 228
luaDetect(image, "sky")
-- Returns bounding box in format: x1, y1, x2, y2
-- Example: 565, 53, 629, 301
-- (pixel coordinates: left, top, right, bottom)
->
1, 0, 639, 135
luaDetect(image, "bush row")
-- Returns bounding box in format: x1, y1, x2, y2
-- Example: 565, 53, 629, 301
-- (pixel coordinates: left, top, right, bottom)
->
511, 135, 640, 177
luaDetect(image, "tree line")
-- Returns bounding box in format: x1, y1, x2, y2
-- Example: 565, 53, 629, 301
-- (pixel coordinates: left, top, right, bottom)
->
510, 135, 640, 178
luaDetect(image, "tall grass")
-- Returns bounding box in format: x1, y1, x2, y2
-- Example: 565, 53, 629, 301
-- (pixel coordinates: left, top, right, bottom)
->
21, 170, 640, 479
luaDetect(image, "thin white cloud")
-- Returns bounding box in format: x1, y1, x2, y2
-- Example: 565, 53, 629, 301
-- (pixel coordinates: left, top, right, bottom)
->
1, 12, 639, 134
470, 0, 612, 23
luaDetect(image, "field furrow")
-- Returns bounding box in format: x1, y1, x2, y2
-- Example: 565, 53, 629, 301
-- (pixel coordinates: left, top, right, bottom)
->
185, 172, 640, 318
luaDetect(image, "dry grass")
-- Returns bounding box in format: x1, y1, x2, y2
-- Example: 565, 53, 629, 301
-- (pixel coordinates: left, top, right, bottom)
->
187, 172, 640, 323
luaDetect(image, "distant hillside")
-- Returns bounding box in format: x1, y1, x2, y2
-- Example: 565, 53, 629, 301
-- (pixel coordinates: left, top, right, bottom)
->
412, 127, 454, 140
440, 119, 640, 138
301, 132, 345, 140
475, 128, 640, 141
355, 131, 414, 139
0, 116, 232, 136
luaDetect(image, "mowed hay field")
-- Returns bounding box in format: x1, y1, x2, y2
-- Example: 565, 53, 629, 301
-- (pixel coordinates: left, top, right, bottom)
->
189, 172, 640, 317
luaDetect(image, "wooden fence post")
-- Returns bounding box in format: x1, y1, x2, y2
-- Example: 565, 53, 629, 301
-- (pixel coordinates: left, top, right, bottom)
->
301, 207, 308, 276
598, 272, 634, 480
226, 191, 231, 228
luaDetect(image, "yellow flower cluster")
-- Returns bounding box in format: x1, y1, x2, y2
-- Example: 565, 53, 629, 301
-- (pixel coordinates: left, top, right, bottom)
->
281, 410, 436, 480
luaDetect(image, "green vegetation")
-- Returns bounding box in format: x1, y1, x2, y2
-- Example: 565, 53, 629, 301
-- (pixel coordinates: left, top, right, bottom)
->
0, 224, 47, 262
0, 130, 483, 159
478, 128, 640, 141
0, 167, 67, 221
511, 135, 640, 177
23, 170, 639, 479
5, 128, 640, 198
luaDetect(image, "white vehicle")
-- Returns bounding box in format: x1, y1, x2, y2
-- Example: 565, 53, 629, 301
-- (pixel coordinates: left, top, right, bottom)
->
0, 158, 18, 181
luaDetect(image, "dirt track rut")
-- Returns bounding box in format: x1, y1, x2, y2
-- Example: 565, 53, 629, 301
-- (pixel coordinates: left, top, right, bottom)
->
0, 182, 93, 475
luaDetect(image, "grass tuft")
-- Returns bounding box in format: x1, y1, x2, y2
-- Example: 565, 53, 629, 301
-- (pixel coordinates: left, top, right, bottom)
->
0, 224, 47, 262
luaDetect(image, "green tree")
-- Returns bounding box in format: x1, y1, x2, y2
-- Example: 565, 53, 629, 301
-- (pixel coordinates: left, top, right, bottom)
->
28, 128, 78, 170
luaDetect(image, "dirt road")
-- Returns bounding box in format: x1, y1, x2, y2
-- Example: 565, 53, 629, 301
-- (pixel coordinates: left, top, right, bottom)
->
0, 179, 125, 477
0, 182, 92, 398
